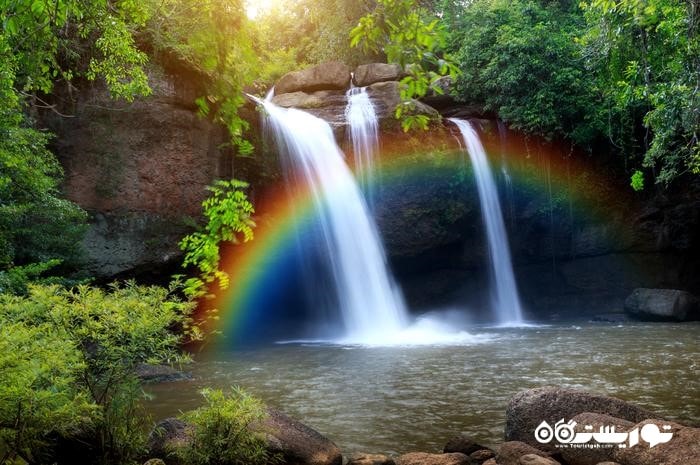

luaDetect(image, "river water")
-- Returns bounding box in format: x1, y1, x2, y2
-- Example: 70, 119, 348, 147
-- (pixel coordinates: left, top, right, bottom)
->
146, 322, 699, 455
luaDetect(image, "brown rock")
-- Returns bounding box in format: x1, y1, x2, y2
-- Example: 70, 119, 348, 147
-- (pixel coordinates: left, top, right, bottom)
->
443, 433, 489, 455
147, 418, 192, 463
519, 454, 560, 465
560, 413, 634, 465
395, 452, 469, 465
143, 460, 166, 465
260, 409, 342, 465
497, 442, 552, 465
612, 419, 700, 465
504, 387, 657, 449
353, 63, 404, 87
347, 453, 395, 465
483, 460, 497, 465
594, 462, 622, 465
365, 81, 440, 124
469, 448, 495, 464
276, 62, 351, 94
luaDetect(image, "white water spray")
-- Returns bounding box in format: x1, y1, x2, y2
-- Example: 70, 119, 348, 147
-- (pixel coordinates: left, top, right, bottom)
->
260, 99, 408, 342
345, 87, 379, 207
450, 118, 524, 324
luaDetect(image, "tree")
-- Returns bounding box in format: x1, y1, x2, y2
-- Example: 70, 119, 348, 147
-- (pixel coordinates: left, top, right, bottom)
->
351, 0, 460, 131
446, 0, 603, 145
581, 0, 700, 185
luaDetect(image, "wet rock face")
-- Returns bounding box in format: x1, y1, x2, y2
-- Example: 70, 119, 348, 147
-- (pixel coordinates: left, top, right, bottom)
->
275, 61, 351, 94
44, 65, 228, 279
504, 387, 656, 450
624, 288, 700, 321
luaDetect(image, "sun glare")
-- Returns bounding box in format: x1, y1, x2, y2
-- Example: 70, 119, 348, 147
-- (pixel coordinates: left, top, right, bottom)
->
246, 0, 277, 20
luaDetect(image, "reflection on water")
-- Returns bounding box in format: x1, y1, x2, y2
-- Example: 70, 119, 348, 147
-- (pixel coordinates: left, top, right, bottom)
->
146, 323, 700, 455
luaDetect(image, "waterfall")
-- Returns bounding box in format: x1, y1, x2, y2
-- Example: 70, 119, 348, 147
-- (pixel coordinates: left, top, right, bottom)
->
260, 99, 408, 342
345, 87, 379, 207
450, 118, 524, 324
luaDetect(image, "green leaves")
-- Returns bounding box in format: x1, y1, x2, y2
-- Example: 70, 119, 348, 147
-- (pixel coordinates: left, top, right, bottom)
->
177, 388, 276, 465
179, 180, 255, 300
350, 0, 460, 130
0, 282, 194, 465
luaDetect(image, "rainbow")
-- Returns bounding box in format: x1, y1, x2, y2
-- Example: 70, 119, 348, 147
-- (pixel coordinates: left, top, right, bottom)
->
204, 123, 638, 348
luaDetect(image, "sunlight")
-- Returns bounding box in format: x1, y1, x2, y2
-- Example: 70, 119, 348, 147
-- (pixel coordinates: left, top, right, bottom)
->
245, 0, 277, 20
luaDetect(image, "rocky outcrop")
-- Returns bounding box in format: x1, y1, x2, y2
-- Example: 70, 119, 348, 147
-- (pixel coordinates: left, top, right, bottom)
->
276, 62, 351, 94
443, 433, 490, 456
395, 452, 469, 465
559, 413, 635, 465
135, 364, 192, 383
624, 288, 699, 321
613, 419, 700, 465
260, 409, 343, 465
353, 63, 404, 87
495, 442, 555, 465
43, 65, 228, 279
148, 410, 341, 465
347, 453, 395, 465
504, 387, 656, 449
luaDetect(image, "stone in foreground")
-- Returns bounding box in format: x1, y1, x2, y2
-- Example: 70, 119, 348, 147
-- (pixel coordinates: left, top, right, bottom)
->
276, 62, 351, 94
504, 387, 656, 448
395, 452, 469, 465
260, 409, 343, 465
560, 413, 634, 465
612, 419, 700, 465
519, 454, 561, 465
443, 432, 489, 455
624, 288, 699, 321
353, 63, 404, 87
496, 442, 553, 465
347, 453, 395, 465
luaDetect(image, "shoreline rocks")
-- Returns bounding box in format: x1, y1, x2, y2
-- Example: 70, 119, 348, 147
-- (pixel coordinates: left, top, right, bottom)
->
144, 386, 698, 465
624, 288, 699, 322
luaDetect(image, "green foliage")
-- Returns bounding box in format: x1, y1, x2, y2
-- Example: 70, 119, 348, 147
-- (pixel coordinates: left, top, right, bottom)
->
146, 0, 255, 154
1, 0, 152, 100
176, 388, 276, 465
0, 283, 195, 465
448, 0, 603, 144
179, 180, 255, 301
630, 169, 645, 191
351, 0, 460, 131
0, 33, 88, 289
0, 321, 92, 464
580, 0, 700, 185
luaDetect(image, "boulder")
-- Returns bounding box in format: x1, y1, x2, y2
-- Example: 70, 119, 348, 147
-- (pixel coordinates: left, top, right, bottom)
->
260, 409, 342, 465
395, 452, 469, 465
135, 364, 192, 383
594, 462, 622, 465
519, 454, 560, 465
148, 418, 191, 460
504, 387, 656, 448
496, 442, 552, 465
347, 453, 395, 465
559, 413, 635, 465
276, 62, 351, 94
366, 80, 440, 123
149, 410, 342, 465
624, 288, 699, 321
612, 419, 700, 465
353, 63, 404, 87
483, 460, 497, 465
421, 76, 457, 110
443, 433, 489, 455
469, 448, 496, 464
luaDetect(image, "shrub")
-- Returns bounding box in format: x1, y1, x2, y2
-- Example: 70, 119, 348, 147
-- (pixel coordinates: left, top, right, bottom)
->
177, 388, 277, 465
0, 283, 196, 465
